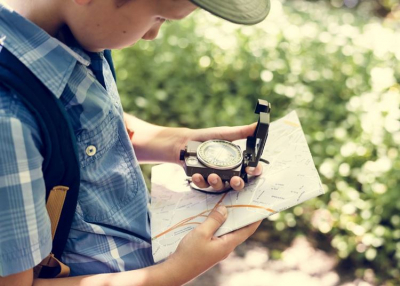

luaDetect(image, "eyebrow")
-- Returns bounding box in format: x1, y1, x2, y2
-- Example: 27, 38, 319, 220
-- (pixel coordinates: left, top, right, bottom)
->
115, 0, 132, 8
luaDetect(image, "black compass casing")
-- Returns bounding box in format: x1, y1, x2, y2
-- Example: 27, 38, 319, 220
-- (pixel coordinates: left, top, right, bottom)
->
180, 99, 271, 183
181, 141, 244, 181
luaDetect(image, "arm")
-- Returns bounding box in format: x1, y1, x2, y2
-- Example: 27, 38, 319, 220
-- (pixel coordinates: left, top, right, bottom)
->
124, 112, 188, 164
0, 257, 192, 286
123, 112, 263, 191
1, 260, 189, 286
1, 207, 261, 286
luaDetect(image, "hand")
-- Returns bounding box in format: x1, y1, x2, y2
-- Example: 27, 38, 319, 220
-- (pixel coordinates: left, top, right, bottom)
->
123, 113, 263, 190
166, 206, 262, 285
179, 123, 263, 192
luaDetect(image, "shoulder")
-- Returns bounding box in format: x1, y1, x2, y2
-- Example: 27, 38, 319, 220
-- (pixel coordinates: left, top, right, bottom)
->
0, 85, 41, 142
0, 86, 43, 152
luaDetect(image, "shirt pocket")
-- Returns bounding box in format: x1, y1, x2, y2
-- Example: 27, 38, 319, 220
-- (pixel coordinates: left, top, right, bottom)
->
75, 111, 139, 223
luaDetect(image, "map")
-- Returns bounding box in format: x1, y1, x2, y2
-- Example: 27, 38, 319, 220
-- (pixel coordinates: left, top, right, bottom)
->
150, 111, 324, 263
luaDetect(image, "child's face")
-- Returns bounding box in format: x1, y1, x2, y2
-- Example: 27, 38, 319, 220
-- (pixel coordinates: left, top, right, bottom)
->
66, 0, 197, 52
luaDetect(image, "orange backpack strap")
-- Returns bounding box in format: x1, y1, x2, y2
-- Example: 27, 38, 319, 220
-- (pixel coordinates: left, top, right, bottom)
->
33, 253, 70, 279
33, 186, 71, 279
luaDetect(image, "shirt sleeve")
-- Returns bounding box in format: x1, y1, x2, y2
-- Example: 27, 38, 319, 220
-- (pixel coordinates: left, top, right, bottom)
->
0, 100, 52, 276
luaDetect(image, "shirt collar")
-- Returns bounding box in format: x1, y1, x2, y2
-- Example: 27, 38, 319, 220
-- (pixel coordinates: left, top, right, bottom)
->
0, 4, 91, 98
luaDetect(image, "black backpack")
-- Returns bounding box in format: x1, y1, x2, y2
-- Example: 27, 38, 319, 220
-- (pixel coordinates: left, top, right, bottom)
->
0, 46, 116, 278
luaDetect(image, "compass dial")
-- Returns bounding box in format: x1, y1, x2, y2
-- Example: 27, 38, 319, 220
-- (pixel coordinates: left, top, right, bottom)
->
197, 140, 243, 170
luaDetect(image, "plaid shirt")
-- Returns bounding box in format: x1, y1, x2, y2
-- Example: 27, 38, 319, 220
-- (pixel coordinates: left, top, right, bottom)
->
0, 5, 153, 277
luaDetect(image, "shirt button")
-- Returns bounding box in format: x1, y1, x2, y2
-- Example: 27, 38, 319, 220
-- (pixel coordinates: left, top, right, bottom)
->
86, 145, 97, 156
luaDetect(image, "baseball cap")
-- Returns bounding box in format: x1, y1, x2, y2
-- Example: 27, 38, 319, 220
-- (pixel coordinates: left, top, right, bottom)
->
189, 0, 271, 25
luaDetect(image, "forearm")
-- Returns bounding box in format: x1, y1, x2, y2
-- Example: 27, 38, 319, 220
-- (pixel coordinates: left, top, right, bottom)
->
124, 112, 191, 164
33, 259, 183, 286
123, 112, 257, 168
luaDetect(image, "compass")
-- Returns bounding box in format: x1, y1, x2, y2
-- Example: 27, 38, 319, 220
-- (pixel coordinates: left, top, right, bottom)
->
180, 99, 271, 193
197, 140, 243, 170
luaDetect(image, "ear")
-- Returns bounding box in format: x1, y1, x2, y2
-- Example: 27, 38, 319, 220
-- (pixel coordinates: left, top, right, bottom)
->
73, 0, 92, 5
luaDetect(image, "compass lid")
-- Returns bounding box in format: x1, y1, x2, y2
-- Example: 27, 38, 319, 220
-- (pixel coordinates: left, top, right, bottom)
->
244, 99, 271, 167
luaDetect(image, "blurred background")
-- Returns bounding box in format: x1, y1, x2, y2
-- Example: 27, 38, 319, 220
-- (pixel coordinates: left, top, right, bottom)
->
113, 0, 400, 285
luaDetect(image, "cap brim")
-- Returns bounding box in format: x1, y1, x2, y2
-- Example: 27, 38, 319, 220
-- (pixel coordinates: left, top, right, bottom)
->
189, 0, 270, 25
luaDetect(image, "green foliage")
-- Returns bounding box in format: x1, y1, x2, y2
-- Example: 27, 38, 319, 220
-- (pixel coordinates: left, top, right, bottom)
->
114, 0, 400, 283
316, 0, 399, 14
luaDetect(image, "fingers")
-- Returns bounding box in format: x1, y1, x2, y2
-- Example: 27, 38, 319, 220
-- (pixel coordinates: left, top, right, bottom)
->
192, 162, 263, 192
191, 173, 225, 191
192, 174, 209, 189
230, 163, 263, 191
196, 206, 228, 238
230, 176, 244, 191
221, 220, 262, 245
207, 174, 225, 191
246, 163, 263, 177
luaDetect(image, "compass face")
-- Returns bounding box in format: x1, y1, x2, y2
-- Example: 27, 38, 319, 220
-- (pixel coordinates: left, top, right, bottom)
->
197, 140, 243, 170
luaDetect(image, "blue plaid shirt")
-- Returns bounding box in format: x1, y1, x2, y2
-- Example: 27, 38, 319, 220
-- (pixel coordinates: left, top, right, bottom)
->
0, 5, 153, 277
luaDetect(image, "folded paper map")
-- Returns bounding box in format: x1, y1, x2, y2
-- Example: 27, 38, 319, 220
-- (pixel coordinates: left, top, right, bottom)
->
150, 111, 324, 263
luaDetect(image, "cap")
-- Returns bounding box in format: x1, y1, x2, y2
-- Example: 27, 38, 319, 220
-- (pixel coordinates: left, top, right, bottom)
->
189, 0, 271, 25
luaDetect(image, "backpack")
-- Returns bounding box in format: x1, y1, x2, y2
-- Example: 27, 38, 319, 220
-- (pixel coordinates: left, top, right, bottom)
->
0, 46, 116, 278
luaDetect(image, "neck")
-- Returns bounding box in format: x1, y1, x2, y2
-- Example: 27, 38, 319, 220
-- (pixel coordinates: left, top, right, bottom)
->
1, 0, 65, 37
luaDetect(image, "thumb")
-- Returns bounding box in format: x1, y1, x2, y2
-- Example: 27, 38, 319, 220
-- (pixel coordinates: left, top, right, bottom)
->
207, 122, 257, 142
197, 206, 228, 238
219, 123, 257, 142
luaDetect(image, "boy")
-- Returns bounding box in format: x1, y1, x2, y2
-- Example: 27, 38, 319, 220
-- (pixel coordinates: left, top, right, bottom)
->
0, 0, 269, 285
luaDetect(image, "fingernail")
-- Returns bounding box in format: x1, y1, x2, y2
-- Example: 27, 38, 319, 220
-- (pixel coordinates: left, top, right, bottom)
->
234, 181, 241, 187
210, 178, 218, 184
193, 176, 200, 183
216, 205, 227, 216
247, 167, 255, 173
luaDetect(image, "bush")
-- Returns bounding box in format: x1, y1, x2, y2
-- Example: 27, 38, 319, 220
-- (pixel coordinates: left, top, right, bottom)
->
114, 0, 400, 283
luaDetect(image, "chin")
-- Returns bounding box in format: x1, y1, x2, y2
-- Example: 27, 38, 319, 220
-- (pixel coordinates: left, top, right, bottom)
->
111, 41, 140, 50
83, 39, 139, 52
